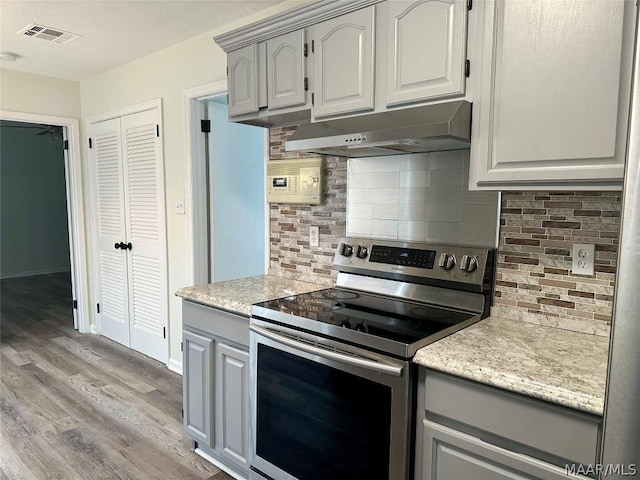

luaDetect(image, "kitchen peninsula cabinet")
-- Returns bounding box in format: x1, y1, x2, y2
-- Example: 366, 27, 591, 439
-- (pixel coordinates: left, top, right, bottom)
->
469, 0, 636, 190
416, 370, 599, 480
182, 300, 250, 478
385, 0, 468, 107
312, 6, 376, 118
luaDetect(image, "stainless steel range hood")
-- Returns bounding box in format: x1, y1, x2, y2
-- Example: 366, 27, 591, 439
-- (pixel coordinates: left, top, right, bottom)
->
285, 101, 471, 157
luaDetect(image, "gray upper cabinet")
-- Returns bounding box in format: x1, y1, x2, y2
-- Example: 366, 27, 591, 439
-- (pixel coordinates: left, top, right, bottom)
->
313, 6, 376, 119
386, 0, 468, 107
469, 0, 636, 189
215, 342, 250, 471
228, 44, 260, 117
183, 330, 214, 447
267, 30, 307, 110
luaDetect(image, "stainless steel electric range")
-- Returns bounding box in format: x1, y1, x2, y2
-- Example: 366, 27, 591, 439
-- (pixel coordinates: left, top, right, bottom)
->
249, 237, 496, 480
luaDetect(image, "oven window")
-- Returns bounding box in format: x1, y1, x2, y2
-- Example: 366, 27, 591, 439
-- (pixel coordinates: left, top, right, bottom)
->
256, 344, 392, 480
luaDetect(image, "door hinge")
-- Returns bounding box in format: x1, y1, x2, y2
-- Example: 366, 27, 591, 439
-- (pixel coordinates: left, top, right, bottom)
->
63, 140, 69, 150
311, 92, 315, 106
96, 303, 100, 314
465, 59, 471, 78
156, 125, 160, 137
73, 300, 78, 309
226, 65, 228, 76
181, 408, 184, 419
88, 138, 93, 149
467, 0, 472, 10
201, 119, 211, 133
311, 40, 315, 53
304, 77, 309, 92
163, 327, 166, 339
304, 43, 308, 57
180, 341, 183, 352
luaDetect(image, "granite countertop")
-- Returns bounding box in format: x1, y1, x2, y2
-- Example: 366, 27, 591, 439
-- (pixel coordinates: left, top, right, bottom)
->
176, 274, 325, 316
413, 316, 610, 416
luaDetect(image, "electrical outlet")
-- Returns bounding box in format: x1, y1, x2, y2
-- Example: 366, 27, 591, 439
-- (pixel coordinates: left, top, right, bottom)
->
310, 226, 319, 247
572, 243, 595, 276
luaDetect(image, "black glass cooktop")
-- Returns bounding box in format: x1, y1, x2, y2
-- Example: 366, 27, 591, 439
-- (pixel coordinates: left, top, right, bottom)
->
253, 288, 476, 347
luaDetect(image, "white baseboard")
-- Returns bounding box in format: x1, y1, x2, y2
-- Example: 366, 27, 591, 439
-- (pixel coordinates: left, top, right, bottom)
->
194, 448, 246, 480
90, 324, 99, 335
167, 357, 183, 375
0, 267, 71, 280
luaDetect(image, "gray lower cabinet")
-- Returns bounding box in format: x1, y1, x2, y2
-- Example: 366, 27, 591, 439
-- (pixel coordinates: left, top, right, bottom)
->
182, 301, 250, 478
417, 369, 598, 480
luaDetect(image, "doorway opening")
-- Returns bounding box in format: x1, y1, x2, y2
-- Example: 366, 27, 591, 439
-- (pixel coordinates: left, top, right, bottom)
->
0, 113, 89, 333
184, 81, 269, 286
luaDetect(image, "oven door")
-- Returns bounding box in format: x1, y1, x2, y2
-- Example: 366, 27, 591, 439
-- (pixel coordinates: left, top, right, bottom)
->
249, 318, 412, 480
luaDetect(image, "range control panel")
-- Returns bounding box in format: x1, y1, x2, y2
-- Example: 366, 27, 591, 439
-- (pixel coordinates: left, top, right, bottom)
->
334, 237, 494, 287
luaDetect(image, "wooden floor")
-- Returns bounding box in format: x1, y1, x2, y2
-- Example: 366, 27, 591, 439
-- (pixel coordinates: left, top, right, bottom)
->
0, 273, 231, 480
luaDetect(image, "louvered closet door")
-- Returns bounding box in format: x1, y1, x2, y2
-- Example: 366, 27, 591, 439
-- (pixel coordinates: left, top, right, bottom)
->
121, 109, 168, 363
91, 118, 130, 347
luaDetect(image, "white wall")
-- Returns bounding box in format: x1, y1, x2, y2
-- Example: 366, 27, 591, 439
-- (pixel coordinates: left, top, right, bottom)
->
79, 1, 307, 368
0, 69, 81, 118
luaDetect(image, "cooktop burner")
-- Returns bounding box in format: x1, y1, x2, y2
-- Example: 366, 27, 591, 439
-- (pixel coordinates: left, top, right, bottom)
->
253, 288, 476, 351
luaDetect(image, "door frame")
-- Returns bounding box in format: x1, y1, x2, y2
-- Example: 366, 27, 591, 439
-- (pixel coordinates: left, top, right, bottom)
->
183, 82, 270, 286
0, 110, 90, 333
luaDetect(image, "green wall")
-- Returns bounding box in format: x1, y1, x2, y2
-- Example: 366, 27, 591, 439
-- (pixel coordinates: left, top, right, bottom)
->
0, 121, 71, 278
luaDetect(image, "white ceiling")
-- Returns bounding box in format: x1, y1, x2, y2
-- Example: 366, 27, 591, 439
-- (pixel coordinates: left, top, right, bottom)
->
0, 0, 286, 81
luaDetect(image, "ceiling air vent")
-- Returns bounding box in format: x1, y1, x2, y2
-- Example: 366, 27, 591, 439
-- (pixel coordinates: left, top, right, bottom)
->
17, 24, 80, 45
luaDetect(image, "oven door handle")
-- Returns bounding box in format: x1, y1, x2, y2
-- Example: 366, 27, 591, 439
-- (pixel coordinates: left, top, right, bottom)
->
250, 324, 403, 377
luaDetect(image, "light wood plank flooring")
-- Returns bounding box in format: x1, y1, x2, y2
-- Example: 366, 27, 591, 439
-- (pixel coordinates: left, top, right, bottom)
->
0, 273, 231, 480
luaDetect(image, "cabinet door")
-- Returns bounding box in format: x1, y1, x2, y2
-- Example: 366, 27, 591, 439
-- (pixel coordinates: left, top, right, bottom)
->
228, 44, 259, 117
267, 30, 307, 110
215, 342, 250, 472
313, 6, 375, 118
386, 0, 467, 106
423, 421, 589, 480
470, 0, 634, 189
183, 330, 214, 447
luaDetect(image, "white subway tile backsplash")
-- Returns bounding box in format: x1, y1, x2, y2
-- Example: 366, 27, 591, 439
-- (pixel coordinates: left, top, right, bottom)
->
371, 219, 398, 238
398, 221, 427, 241
374, 171, 400, 188
346, 152, 498, 247
400, 170, 430, 188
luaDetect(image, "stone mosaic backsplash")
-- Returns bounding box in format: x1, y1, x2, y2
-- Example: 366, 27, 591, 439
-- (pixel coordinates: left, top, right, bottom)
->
493, 191, 621, 336
268, 127, 346, 286
268, 127, 621, 336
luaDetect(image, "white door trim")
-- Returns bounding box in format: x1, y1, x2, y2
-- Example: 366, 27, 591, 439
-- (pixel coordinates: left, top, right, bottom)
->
183, 81, 227, 286
183, 82, 271, 285
0, 110, 90, 333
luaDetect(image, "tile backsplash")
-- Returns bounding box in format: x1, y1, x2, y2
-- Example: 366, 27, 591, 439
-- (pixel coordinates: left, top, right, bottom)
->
347, 152, 499, 246
493, 192, 621, 336
268, 127, 621, 337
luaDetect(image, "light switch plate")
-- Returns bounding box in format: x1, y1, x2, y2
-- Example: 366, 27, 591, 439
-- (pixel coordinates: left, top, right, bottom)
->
175, 198, 185, 215
572, 243, 595, 276
310, 226, 319, 247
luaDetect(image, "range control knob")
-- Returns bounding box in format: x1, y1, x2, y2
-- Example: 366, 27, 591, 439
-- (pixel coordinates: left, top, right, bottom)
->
438, 252, 456, 270
341, 243, 354, 257
356, 245, 369, 259
460, 255, 478, 273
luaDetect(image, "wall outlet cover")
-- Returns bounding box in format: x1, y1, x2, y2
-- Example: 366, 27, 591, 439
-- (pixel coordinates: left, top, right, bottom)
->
572, 243, 595, 276
310, 226, 319, 247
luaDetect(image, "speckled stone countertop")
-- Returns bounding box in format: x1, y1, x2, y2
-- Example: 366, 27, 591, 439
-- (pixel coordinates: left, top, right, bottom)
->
414, 316, 609, 415
176, 274, 325, 317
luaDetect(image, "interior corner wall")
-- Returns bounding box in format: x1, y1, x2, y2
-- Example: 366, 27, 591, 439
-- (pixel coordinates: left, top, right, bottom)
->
0, 69, 81, 119
0, 123, 71, 278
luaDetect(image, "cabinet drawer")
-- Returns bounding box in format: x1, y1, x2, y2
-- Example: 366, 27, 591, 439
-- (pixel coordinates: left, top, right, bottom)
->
182, 301, 249, 348
424, 370, 600, 465
423, 420, 591, 480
